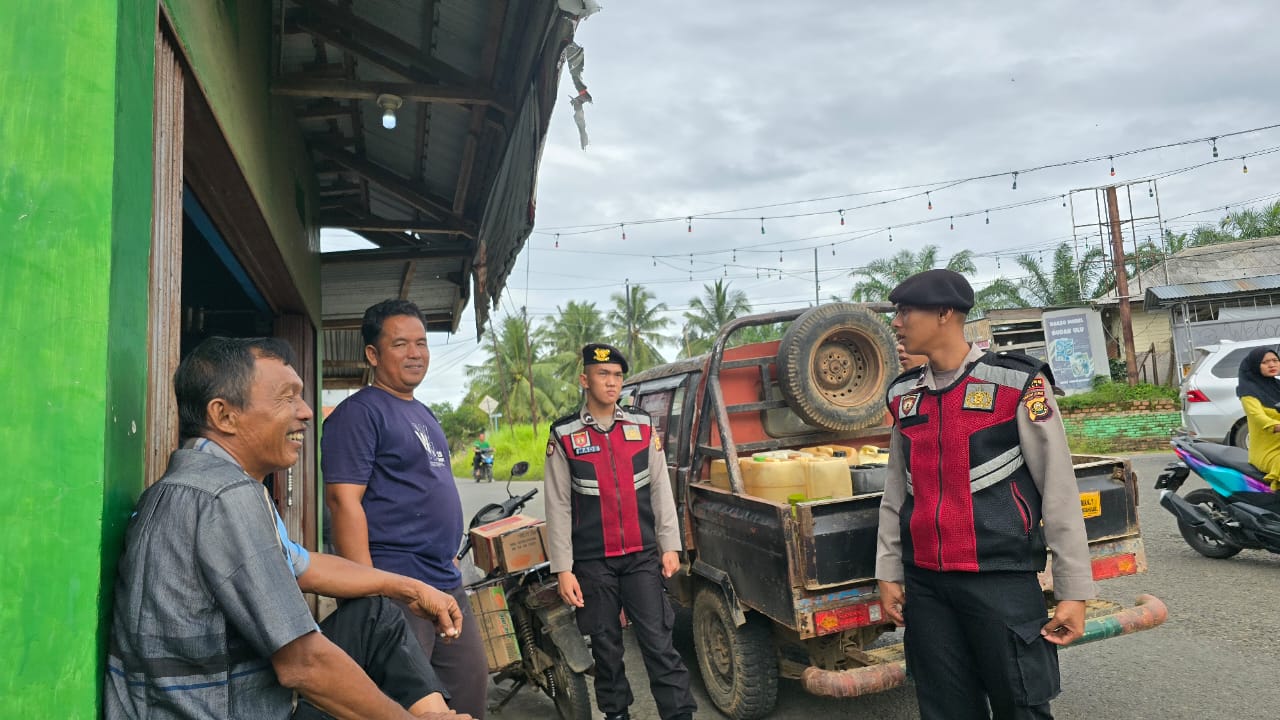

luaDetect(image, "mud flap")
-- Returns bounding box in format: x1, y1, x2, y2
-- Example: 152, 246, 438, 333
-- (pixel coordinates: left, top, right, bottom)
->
536, 602, 594, 673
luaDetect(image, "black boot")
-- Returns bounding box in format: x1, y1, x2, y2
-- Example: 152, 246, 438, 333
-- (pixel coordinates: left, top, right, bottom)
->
603, 713, 630, 720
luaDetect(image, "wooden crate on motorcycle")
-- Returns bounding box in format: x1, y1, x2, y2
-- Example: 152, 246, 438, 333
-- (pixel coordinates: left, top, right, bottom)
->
467, 584, 522, 671
469, 514, 549, 574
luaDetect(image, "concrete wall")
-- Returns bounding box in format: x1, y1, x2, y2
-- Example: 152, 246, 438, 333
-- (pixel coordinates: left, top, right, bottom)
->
0, 2, 156, 716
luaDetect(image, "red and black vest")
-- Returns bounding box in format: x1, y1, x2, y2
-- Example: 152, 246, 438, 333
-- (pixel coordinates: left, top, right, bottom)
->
886, 352, 1050, 574
551, 406, 658, 561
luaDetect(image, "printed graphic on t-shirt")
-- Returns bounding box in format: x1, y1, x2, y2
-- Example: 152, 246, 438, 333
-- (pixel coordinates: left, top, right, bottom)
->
412, 422, 447, 466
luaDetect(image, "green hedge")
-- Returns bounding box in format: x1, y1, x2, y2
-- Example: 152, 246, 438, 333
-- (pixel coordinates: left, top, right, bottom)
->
1056, 381, 1179, 412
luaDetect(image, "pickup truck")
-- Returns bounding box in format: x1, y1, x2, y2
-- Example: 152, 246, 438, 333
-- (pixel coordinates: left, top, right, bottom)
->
621, 303, 1168, 720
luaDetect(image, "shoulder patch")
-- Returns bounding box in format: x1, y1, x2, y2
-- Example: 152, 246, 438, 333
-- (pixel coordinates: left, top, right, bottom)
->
546, 437, 556, 456
1022, 377, 1054, 422
653, 435, 663, 452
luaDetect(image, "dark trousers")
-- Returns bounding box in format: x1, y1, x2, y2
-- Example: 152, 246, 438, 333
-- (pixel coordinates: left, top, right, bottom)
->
903, 566, 1060, 720
293, 596, 446, 719
574, 549, 696, 720
394, 585, 490, 719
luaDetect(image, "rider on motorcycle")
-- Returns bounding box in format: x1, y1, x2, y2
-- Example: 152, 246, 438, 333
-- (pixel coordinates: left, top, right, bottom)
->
1237, 346, 1280, 490
472, 433, 493, 476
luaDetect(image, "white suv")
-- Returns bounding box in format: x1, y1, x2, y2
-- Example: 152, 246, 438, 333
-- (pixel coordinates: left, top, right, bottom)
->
1181, 336, 1280, 448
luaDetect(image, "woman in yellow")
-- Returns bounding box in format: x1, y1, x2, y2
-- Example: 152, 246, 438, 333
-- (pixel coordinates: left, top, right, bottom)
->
1236, 346, 1280, 489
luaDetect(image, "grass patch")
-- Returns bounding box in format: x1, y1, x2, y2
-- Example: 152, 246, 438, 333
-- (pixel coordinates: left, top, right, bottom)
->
1055, 381, 1179, 412
452, 422, 553, 481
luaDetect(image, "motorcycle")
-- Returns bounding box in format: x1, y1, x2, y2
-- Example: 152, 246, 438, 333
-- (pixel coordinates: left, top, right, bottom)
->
458, 461, 594, 720
473, 447, 495, 483
1154, 435, 1280, 558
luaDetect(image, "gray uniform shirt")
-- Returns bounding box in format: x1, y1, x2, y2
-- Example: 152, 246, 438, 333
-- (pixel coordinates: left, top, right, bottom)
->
874, 344, 1097, 600
545, 405, 683, 574
105, 449, 317, 719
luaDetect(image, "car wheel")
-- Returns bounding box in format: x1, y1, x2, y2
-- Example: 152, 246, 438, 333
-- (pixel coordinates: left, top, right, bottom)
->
1230, 420, 1250, 450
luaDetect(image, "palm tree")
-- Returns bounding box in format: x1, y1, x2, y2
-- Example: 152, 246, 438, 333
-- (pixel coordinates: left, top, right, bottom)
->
1015, 243, 1105, 306
681, 280, 752, 357
846, 245, 977, 302
542, 300, 607, 389
973, 278, 1028, 312
607, 284, 671, 373
464, 313, 566, 428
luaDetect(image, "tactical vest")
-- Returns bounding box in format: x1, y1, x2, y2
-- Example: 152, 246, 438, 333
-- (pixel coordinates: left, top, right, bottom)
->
885, 352, 1050, 574
550, 407, 658, 561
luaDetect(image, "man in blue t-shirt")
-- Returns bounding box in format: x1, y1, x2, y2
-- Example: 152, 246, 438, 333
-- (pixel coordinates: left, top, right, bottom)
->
323, 299, 487, 718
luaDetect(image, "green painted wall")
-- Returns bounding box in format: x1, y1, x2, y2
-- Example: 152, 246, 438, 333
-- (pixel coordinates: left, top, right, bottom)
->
163, 0, 322, 322
0, 2, 155, 718
1062, 412, 1182, 441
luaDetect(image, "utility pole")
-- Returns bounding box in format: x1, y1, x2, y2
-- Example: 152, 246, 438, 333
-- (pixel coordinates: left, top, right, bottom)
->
624, 279, 634, 361
522, 306, 537, 433
1106, 185, 1139, 386
813, 247, 820, 306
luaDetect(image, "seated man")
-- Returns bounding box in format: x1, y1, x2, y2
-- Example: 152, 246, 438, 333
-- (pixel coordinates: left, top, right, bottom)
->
105, 336, 470, 720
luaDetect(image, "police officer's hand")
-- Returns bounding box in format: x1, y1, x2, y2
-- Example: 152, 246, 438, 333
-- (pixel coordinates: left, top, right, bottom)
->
558, 571, 585, 608
405, 582, 463, 641
660, 551, 680, 578
1041, 599, 1086, 646
878, 580, 906, 626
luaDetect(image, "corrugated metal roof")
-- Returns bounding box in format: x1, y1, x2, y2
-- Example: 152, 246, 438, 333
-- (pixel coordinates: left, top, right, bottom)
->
273, 0, 579, 386
1144, 273, 1280, 306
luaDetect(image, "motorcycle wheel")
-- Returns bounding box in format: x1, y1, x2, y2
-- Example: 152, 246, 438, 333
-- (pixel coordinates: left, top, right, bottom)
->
482, 466, 493, 483
544, 650, 592, 720
1178, 489, 1244, 559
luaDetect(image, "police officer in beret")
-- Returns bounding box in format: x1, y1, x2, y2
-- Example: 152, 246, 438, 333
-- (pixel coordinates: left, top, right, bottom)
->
875, 269, 1094, 720
544, 344, 695, 720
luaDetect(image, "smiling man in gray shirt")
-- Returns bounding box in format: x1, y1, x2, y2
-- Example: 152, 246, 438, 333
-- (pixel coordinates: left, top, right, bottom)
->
105, 336, 469, 720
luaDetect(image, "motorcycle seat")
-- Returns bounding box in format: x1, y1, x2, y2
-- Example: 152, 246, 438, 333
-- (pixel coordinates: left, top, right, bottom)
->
1192, 440, 1269, 482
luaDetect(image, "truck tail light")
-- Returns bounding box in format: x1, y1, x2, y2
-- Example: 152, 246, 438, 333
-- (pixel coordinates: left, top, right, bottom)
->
1184, 389, 1210, 403
1091, 553, 1138, 580
813, 601, 883, 635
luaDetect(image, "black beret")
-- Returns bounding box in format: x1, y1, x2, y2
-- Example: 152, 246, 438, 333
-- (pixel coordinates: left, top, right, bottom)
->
888, 269, 975, 312
582, 343, 629, 373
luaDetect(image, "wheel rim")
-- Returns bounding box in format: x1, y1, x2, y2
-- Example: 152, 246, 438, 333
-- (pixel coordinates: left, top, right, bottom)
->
549, 661, 574, 717
809, 332, 875, 408
700, 609, 734, 689
1192, 498, 1231, 546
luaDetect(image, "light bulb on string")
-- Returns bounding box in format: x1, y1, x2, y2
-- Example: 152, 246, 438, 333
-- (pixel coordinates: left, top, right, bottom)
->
997, 257, 1001, 269
1211, 137, 1219, 158
652, 257, 656, 267
1062, 195, 1067, 208
1148, 182, 1154, 198
732, 249, 736, 262
926, 192, 933, 210
985, 210, 990, 225
1109, 156, 1116, 176
949, 216, 954, 231
887, 227, 893, 243
760, 218, 766, 235
1011, 172, 1018, 190
831, 244, 836, 256
1242, 158, 1249, 174
838, 209, 845, 226
620, 223, 626, 241
686, 216, 692, 233
778, 250, 783, 263
554, 233, 560, 249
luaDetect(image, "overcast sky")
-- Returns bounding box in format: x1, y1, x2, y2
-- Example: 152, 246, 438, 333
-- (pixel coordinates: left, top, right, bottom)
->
325, 1, 1280, 408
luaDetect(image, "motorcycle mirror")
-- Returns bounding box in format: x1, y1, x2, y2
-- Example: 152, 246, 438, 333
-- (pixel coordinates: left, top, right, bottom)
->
505, 461, 530, 498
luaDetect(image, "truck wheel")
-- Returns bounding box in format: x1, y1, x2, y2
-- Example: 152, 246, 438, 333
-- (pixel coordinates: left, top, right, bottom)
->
1177, 489, 1243, 559
692, 588, 777, 720
776, 303, 896, 432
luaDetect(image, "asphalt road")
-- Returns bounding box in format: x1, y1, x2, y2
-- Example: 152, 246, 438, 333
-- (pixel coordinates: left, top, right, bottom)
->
458, 454, 1280, 720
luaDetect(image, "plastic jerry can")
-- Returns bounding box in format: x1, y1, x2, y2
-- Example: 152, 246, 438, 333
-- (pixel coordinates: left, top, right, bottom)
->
858, 445, 889, 466
742, 456, 807, 503
799, 455, 854, 499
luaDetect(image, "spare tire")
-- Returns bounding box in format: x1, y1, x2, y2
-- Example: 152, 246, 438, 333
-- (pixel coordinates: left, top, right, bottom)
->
776, 303, 896, 432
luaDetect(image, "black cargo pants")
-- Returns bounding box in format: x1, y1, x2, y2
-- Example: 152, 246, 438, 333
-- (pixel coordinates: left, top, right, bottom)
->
574, 548, 697, 720
902, 565, 1060, 720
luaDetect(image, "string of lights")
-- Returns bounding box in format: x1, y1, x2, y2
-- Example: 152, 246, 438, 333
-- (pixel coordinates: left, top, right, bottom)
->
532, 122, 1280, 237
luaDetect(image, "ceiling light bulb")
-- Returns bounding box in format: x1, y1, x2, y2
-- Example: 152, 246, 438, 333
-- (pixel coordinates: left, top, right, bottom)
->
376, 93, 403, 131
